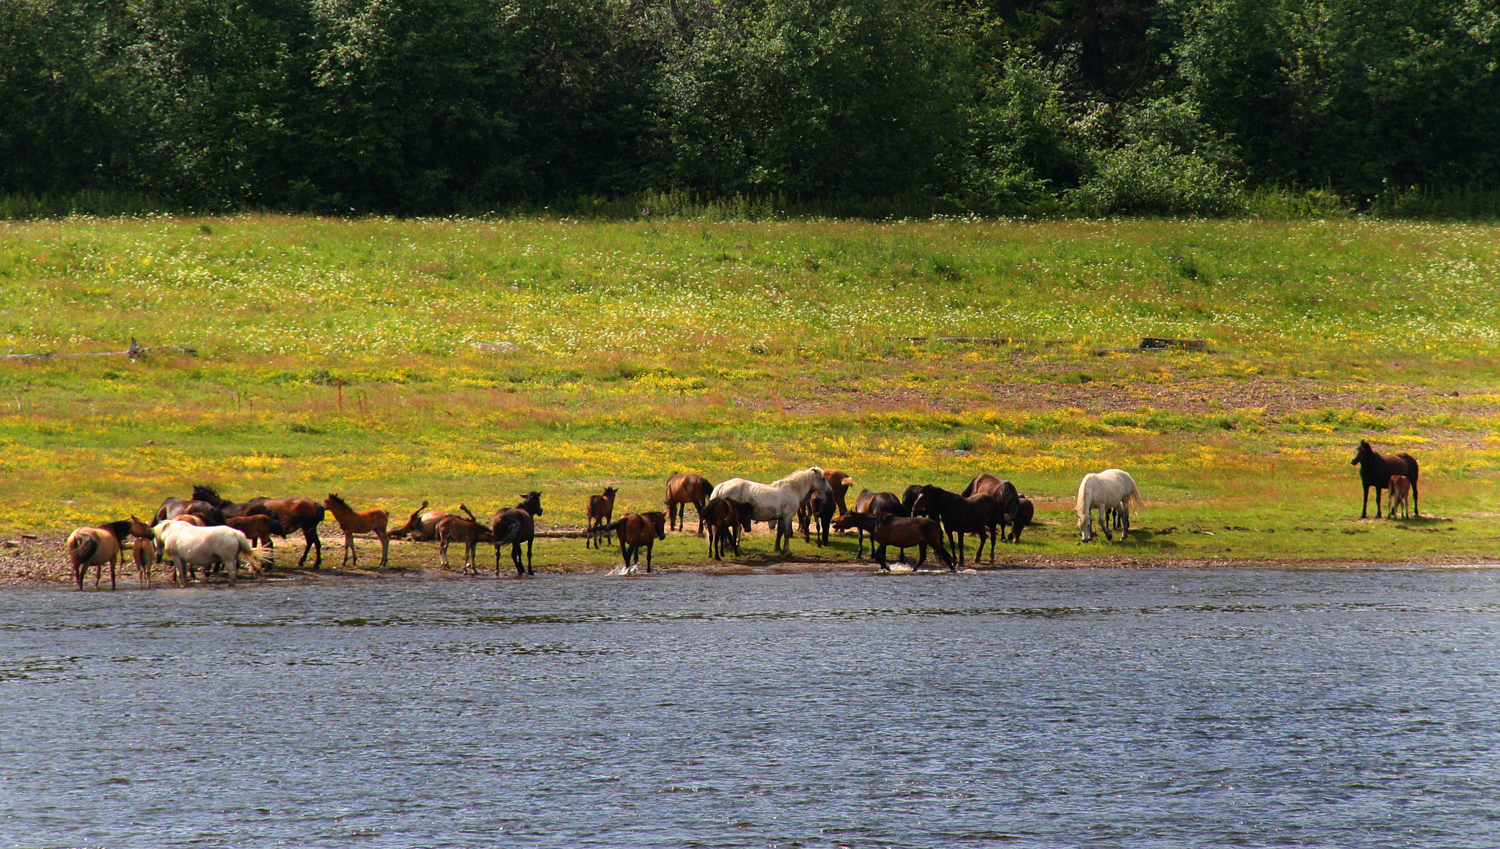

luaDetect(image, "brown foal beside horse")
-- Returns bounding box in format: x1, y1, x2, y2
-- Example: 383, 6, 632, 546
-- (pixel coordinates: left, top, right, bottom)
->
1388, 475, 1412, 520
437, 507, 493, 573
702, 497, 755, 560
390, 501, 449, 541
590, 511, 668, 572
1351, 440, 1419, 519
585, 486, 618, 549
323, 494, 390, 568
833, 511, 954, 572
664, 473, 713, 535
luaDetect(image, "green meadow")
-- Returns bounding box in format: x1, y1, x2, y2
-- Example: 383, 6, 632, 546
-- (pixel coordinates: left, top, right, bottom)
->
3, 215, 1499, 571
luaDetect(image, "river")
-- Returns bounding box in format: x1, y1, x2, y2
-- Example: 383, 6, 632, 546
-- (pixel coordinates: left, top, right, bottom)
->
3, 566, 1498, 847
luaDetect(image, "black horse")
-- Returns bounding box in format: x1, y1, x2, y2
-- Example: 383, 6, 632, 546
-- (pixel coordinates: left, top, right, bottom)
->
909, 485, 1000, 568
1351, 440, 1419, 519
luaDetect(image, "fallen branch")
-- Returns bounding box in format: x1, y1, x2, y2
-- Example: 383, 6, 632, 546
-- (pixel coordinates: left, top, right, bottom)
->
2, 337, 196, 361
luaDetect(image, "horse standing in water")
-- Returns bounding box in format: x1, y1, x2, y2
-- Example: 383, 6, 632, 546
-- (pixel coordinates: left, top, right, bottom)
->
833, 511, 954, 572
710, 467, 835, 555
491, 491, 544, 577
664, 473, 713, 535
324, 494, 390, 568
1076, 469, 1144, 541
590, 511, 668, 573
1351, 440, 1419, 519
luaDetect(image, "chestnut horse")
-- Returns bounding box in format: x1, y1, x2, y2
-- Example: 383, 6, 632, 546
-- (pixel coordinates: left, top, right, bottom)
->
194, 485, 326, 569
833, 512, 954, 572
66, 518, 151, 591
391, 501, 449, 541
1352, 440, 1419, 519
324, 494, 390, 568
585, 487, 618, 549
437, 507, 492, 573
664, 473, 713, 535
591, 511, 668, 573
849, 490, 904, 559
1388, 475, 1412, 520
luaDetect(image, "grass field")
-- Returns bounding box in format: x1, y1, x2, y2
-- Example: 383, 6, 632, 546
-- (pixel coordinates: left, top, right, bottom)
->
3, 215, 1499, 577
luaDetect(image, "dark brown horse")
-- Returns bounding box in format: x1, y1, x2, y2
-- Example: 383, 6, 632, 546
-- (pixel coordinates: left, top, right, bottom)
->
797, 489, 836, 546
226, 514, 285, 562
153, 497, 224, 526
849, 489, 904, 559
910, 485, 999, 567
1007, 496, 1035, 542
702, 497, 755, 560
585, 486, 618, 549
664, 473, 713, 534
590, 511, 668, 572
1352, 440, 1419, 518
962, 473, 1020, 539
490, 491, 543, 577
194, 485, 326, 568
833, 511, 954, 572
390, 501, 448, 541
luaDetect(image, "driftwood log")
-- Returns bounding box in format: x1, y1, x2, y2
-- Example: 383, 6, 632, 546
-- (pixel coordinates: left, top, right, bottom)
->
2, 337, 197, 361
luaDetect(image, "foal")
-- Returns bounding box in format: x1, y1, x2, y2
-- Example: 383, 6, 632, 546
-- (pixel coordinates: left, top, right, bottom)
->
324, 494, 390, 568
585, 486, 618, 549
1387, 474, 1412, 520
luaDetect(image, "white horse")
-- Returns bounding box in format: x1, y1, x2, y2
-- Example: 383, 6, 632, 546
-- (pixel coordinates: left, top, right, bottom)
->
153, 521, 267, 586
710, 467, 835, 554
1076, 468, 1144, 542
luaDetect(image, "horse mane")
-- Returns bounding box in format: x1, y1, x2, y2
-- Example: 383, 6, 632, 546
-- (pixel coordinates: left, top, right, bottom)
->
326, 493, 350, 510
100, 519, 134, 541
1074, 474, 1093, 520
193, 484, 222, 504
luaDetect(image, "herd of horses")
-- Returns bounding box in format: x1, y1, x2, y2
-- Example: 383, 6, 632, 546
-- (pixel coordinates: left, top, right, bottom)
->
61, 440, 1421, 590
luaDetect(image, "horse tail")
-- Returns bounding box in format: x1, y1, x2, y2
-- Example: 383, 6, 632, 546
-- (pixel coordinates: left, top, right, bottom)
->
1130, 481, 1145, 511
960, 478, 975, 498
69, 531, 98, 565
588, 518, 627, 538
1399, 453, 1419, 485
243, 543, 270, 569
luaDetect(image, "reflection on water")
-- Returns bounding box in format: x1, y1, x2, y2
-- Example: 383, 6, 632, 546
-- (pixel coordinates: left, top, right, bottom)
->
2, 568, 1498, 848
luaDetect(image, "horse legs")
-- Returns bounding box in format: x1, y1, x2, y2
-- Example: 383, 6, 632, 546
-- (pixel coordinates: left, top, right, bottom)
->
1412, 480, 1420, 517
439, 537, 451, 570
1360, 485, 1371, 519
109, 554, 118, 591
342, 531, 355, 568
645, 541, 654, 573
874, 543, 889, 572
695, 499, 707, 537
1120, 506, 1131, 540
523, 539, 532, 576
378, 529, 389, 568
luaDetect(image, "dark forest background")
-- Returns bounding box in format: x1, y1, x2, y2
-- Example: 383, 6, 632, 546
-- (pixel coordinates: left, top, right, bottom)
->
3, 0, 1498, 217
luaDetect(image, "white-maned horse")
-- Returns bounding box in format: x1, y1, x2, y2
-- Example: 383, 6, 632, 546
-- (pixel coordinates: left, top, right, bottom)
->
1076, 469, 1144, 542
710, 467, 835, 554
153, 521, 267, 586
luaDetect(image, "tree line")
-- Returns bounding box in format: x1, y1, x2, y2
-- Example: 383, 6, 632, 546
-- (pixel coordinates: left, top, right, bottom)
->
2, 0, 1497, 217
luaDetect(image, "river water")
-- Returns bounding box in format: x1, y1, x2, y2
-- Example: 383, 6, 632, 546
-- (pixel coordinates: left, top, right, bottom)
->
3, 567, 1498, 848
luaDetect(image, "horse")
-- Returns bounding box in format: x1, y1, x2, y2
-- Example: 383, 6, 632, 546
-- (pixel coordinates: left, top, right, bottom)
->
909, 485, 999, 567
797, 489, 836, 546
323, 494, 390, 568
490, 492, 543, 577
849, 489, 904, 559
1076, 469, 1144, 542
822, 470, 855, 516
390, 501, 448, 541
590, 511, 668, 573
710, 467, 835, 555
664, 473, 713, 535
833, 512, 954, 572
1388, 474, 1412, 520
899, 484, 924, 517
152, 521, 266, 586
194, 485, 326, 569
226, 513, 285, 562
437, 508, 493, 573
1008, 496, 1035, 542
153, 496, 224, 527
702, 497, 754, 560
585, 487, 618, 549
961, 473, 1020, 540
132, 536, 156, 588
65, 518, 149, 591
1352, 440, 1419, 519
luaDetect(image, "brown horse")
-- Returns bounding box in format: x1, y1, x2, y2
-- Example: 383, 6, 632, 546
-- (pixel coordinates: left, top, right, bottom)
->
66, 518, 151, 591
822, 470, 855, 516
585, 486, 618, 549
1388, 474, 1412, 520
194, 485, 326, 568
591, 511, 668, 572
132, 536, 156, 588
962, 473, 1020, 539
1351, 440, 1419, 518
664, 473, 713, 534
797, 489, 836, 546
491, 492, 544, 577
437, 508, 492, 573
910, 485, 999, 567
323, 494, 390, 568
849, 489, 904, 559
390, 501, 449, 541
702, 497, 755, 560
153, 497, 224, 526
1008, 496, 1035, 542
833, 511, 954, 572
226, 514, 285, 550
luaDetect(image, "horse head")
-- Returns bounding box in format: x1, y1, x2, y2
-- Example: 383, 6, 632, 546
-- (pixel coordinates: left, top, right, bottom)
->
517, 491, 543, 516
909, 485, 939, 518
192, 484, 224, 506
1351, 440, 1374, 465
808, 467, 835, 501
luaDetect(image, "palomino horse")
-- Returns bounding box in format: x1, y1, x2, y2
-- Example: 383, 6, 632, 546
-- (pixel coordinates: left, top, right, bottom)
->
1388, 474, 1413, 520
1352, 440, 1419, 519
590, 511, 668, 573
152, 521, 267, 586
491, 491, 543, 577
710, 467, 835, 555
833, 512, 954, 572
849, 489, 904, 560
1076, 469, 1143, 541
961, 473, 1020, 540
909, 485, 999, 567
194, 485, 326, 569
323, 494, 390, 568
664, 473, 713, 535
585, 487, 618, 549
702, 497, 755, 560
390, 501, 448, 541
66, 518, 151, 591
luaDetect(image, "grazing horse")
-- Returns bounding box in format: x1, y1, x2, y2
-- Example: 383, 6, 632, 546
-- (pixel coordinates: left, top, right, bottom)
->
152, 521, 266, 586
961, 473, 1020, 540
1008, 496, 1035, 542
710, 467, 835, 555
390, 501, 448, 541
909, 485, 999, 567
323, 494, 390, 568
702, 497, 755, 560
66, 518, 149, 591
1352, 440, 1419, 519
1388, 474, 1412, 520
491, 492, 544, 577
1076, 469, 1144, 542
849, 489, 904, 560
664, 473, 714, 535
153, 497, 224, 527
590, 511, 668, 573
194, 485, 326, 569
436, 508, 492, 573
833, 512, 954, 572
585, 486, 618, 549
